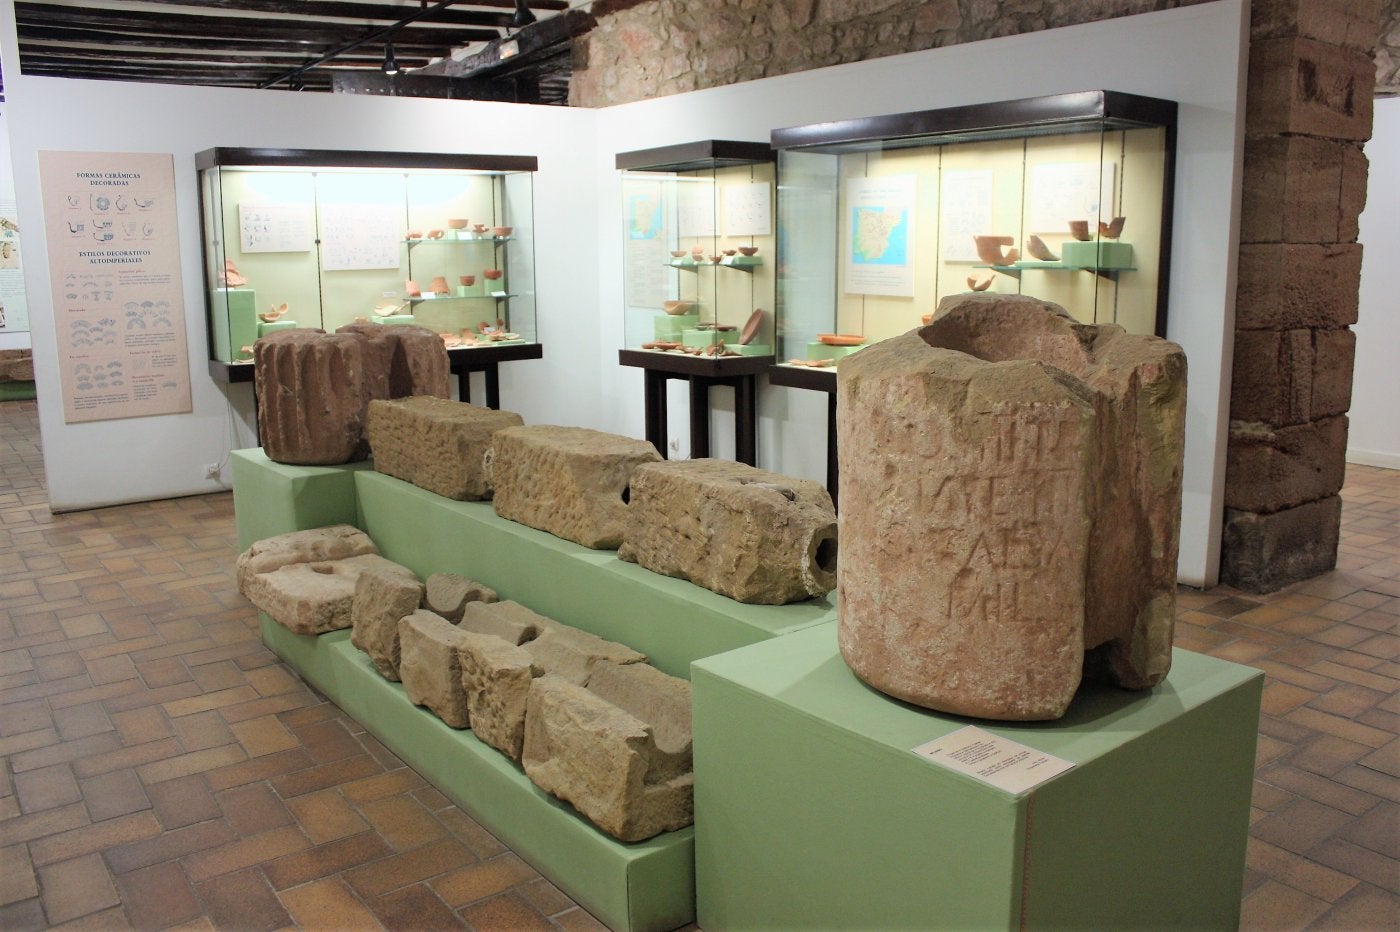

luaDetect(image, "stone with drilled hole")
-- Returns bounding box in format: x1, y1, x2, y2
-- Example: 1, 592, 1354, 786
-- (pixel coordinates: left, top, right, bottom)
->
423, 572, 499, 622
243, 554, 416, 636
458, 600, 546, 645
523, 622, 646, 685
235, 525, 377, 592
368, 396, 523, 500
398, 610, 471, 727
350, 568, 425, 680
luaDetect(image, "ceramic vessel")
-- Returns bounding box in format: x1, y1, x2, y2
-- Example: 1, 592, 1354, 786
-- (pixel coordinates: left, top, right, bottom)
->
740, 308, 764, 345
427, 229, 445, 240
974, 235, 1018, 266
473, 224, 489, 235
709, 255, 724, 264
1099, 216, 1127, 239
1068, 220, 1092, 241
405, 279, 421, 297
429, 276, 450, 294
967, 274, 994, 292
737, 246, 759, 257
406, 230, 423, 240
460, 275, 476, 286
662, 300, 694, 316
818, 333, 865, 347
493, 226, 512, 237
1026, 234, 1059, 262
483, 269, 503, 281
447, 218, 469, 230
222, 259, 247, 287
670, 250, 687, 259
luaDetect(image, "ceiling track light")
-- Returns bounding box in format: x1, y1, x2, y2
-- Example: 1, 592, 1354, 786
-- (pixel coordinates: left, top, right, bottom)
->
510, 0, 536, 30
382, 43, 400, 76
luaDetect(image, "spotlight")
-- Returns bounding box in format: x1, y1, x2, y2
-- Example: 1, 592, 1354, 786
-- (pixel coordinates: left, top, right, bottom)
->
510, 0, 535, 29
382, 43, 400, 76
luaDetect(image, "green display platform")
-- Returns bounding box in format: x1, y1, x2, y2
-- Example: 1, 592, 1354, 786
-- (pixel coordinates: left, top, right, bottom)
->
260, 618, 694, 932
691, 624, 1263, 930
0, 381, 36, 401
231, 449, 369, 550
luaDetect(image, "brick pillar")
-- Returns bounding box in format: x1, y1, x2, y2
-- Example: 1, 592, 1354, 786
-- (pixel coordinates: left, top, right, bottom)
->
1220, 0, 1382, 592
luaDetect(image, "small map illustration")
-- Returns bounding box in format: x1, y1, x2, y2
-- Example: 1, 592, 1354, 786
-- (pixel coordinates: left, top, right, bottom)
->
851, 206, 908, 265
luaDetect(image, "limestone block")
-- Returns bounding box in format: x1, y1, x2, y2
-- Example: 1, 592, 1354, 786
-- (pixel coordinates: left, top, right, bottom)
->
1242, 136, 1350, 244
617, 459, 837, 604
1235, 243, 1362, 330
489, 425, 662, 549
243, 554, 416, 636
398, 610, 471, 728
1338, 142, 1369, 242
0, 349, 34, 381
1220, 496, 1341, 593
236, 525, 377, 593
350, 568, 425, 680
424, 572, 499, 622
458, 600, 545, 646
521, 667, 694, 842
255, 329, 368, 465
1246, 37, 1374, 140
524, 622, 646, 686
1250, 0, 1384, 51
1225, 416, 1349, 512
1310, 329, 1355, 418
336, 323, 451, 401
368, 396, 523, 500
836, 294, 1186, 720
457, 631, 535, 760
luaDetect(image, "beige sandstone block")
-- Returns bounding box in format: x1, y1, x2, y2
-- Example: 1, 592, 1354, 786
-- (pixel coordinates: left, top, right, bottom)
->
235, 525, 377, 592
489, 426, 661, 549
424, 573, 499, 622
457, 631, 535, 761
458, 600, 545, 646
398, 610, 471, 728
1246, 37, 1375, 140
0, 349, 34, 381
255, 329, 369, 466
368, 397, 523, 500
836, 294, 1186, 721
243, 554, 416, 637
618, 459, 837, 604
349, 568, 426, 680
523, 623, 646, 686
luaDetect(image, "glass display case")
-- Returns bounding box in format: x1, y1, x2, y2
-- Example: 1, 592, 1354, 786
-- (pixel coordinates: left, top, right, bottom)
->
615, 141, 777, 465
196, 147, 541, 398
769, 90, 1176, 390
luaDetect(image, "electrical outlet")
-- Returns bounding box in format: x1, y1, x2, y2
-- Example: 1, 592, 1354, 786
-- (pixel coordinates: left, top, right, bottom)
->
204, 463, 221, 479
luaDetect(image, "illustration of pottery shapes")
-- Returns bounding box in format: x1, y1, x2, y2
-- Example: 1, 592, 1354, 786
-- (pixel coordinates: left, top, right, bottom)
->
670, 250, 687, 259
492, 226, 513, 237
973, 235, 1018, 266
429, 276, 450, 295
818, 333, 865, 347
221, 259, 247, 288
737, 246, 759, 256
483, 269, 504, 282
259, 303, 289, 323
405, 279, 422, 297
447, 218, 469, 230
1026, 234, 1059, 262
473, 224, 489, 235
427, 229, 445, 240
662, 300, 695, 316
1068, 220, 1092, 241
407, 230, 423, 240
967, 274, 995, 292
459, 275, 476, 286
1099, 216, 1127, 239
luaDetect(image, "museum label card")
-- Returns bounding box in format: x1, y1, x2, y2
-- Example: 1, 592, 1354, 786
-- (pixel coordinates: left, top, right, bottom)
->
912, 726, 1074, 795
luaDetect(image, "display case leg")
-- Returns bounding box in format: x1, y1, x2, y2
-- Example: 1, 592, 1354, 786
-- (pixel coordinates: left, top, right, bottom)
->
483, 364, 501, 410
827, 392, 839, 509
644, 370, 669, 458
689, 378, 711, 459
735, 374, 757, 467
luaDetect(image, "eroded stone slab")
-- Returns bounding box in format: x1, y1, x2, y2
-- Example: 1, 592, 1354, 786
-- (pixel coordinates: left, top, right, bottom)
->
458, 631, 535, 760
398, 610, 471, 728
423, 573, 499, 622
243, 553, 416, 636
458, 600, 545, 646
336, 323, 451, 403
368, 396, 523, 500
618, 459, 837, 604
350, 568, 426, 680
236, 525, 377, 592
836, 294, 1186, 721
255, 329, 368, 466
523, 622, 645, 685
490, 426, 661, 549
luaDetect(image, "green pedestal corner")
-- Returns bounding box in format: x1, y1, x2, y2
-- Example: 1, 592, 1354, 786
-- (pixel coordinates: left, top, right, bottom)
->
1060, 240, 1134, 270
653, 314, 699, 339
691, 623, 1262, 930
213, 287, 258, 362
259, 616, 695, 932
805, 341, 865, 363
0, 380, 37, 401
230, 449, 367, 550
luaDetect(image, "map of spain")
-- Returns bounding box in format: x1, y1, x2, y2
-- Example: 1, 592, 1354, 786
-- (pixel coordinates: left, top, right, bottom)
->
852, 206, 908, 264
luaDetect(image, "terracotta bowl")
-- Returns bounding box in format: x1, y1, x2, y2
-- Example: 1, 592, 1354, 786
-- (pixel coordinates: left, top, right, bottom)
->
662, 300, 695, 316
483, 269, 504, 280
670, 250, 687, 258
709, 255, 724, 264
817, 333, 865, 347
737, 246, 759, 256
473, 224, 489, 234
459, 275, 475, 286
493, 226, 513, 237
406, 230, 423, 240
447, 218, 469, 229
723, 249, 737, 256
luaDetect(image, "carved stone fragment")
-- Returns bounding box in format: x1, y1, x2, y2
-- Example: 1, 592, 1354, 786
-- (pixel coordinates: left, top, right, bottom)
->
350, 568, 426, 680
457, 631, 535, 760
243, 554, 416, 636
489, 426, 662, 549
521, 662, 694, 842
398, 610, 471, 728
254, 329, 368, 466
235, 525, 377, 592
368, 396, 524, 500
424, 572, 499, 622
836, 293, 1186, 721
458, 600, 545, 646
334, 323, 451, 402
618, 459, 837, 604
523, 622, 646, 685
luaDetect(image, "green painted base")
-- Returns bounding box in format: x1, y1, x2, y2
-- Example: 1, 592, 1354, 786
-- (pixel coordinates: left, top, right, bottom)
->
230, 449, 369, 550
725, 343, 771, 357
653, 314, 699, 339
805, 341, 865, 362
370, 314, 419, 326
213, 288, 258, 362
692, 623, 1263, 930
1060, 240, 1134, 270
257, 319, 297, 338
260, 618, 695, 932
0, 381, 36, 401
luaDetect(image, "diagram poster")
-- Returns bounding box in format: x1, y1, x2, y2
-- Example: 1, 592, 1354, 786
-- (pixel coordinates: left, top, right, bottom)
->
939, 169, 993, 262
845, 174, 916, 296
1029, 162, 1115, 233
723, 182, 772, 237
38, 150, 192, 424
321, 203, 402, 270
239, 202, 313, 253
624, 179, 666, 308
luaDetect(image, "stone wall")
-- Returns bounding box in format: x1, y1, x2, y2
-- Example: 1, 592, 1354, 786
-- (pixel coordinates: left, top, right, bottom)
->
1375, 2, 1400, 95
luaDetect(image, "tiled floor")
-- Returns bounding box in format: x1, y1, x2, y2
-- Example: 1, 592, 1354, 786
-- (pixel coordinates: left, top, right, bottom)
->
1, 396, 1397, 930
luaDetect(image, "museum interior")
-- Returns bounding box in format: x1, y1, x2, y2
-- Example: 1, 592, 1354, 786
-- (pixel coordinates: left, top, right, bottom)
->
0, 0, 1397, 929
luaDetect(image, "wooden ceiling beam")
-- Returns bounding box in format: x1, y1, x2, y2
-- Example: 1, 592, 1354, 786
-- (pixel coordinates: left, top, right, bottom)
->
92, 0, 568, 24
17, 27, 451, 55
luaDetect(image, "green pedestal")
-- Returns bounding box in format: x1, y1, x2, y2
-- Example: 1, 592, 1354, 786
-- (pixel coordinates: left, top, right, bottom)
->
691, 624, 1262, 930
0, 381, 36, 401
370, 313, 419, 326
654, 314, 699, 339
230, 449, 368, 550
256, 319, 297, 338
1060, 240, 1134, 270
212, 287, 257, 362
725, 343, 771, 357
805, 341, 865, 363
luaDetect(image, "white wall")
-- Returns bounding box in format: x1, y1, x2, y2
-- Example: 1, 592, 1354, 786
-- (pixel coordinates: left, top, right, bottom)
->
0, 107, 32, 349
1350, 95, 1400, 469
0, 1, 1246, 585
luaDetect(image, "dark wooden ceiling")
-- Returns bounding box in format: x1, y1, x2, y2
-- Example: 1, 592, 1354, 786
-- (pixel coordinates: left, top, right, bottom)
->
10, 0, 588, 104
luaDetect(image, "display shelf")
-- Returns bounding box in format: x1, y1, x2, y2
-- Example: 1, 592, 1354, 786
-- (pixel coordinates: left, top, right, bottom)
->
667, 257, 762, 272
406, 293, 516, 303
404, 236, 514, 247
692, 623, 1262, 930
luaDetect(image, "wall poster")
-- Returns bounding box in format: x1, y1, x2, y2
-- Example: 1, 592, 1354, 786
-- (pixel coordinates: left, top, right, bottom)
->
845, 174, 916, 297
723, 182, 772, 237
38, 150, 192, 424
320, 203, 401, 270
624, 179, 667, 308
939, 169, 993, 263
0, 199, 28, 332
1029, 162, 1115, 233
238, 202, 313, 253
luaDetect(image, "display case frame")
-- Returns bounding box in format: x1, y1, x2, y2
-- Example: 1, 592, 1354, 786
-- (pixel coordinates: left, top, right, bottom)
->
196, 147, 543, 405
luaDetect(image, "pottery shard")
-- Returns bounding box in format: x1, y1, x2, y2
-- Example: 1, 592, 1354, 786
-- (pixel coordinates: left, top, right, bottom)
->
243, 554, 416, 637
489, 426, 662, 549
836, 293, 1186, 721
523, 622, 646, 686
350, 568, 426, 680
521, 662, 694, 842
236, 525, 378, 594
458, 600, 545, 646
457, 631, 535, 760
255, 329, 369, 466
617, 459, 838, 604
424, 573, 499, 622
368, 396, 524, 500
398, 610, 471, 728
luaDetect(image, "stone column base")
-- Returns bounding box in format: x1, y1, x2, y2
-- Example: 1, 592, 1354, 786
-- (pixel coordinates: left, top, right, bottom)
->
1220, 495, 1341, 593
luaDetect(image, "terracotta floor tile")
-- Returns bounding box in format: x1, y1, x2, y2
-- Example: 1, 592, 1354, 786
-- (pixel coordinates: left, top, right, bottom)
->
1246, 837, 1359, 903
284, 789, 371, 845
0, 896, 46, 930
0, 802, 90, 848
1359, 737, 1400, 779
1312, 884, 1400, 930
228, 715, 299, 758
366, 881, 465, 929
1339, 800, 1400, 859
0, 843, 39, 906
104, 819, 237, 875
180, 823, 310, 882
37, 852, 120, 925
431, 852, 540, 908
135, 744, 248, 785
339, 766, 429, 803
518, 876, 576, 917
114, 859, 201, 929
433, 807, 508, 860
261, 830, 394, 891
458, 890, 554, 931
344, 837, 476, 899
1250, 798, 1354, 856
1287, 734, 1374, 778
358, 793, 447, 851
193, 866, 292, 931
77, 769, 151, 822
553, 905, 611, 932
271, 754, 383, 798
1309, 838, 1400, 894
13, 763, 82, 814
51, 701, 114, 740
218, 782, 294, 837
279, 876, 382, 929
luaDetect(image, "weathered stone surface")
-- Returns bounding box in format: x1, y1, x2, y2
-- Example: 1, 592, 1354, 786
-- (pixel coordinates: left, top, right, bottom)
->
1221, 495, 1341, 593
243, 554, 416, 636
1310, 329, 1355, 418
1246, 37, 1375, 140
368, 396, 523, 500
398, 610, 471, 727
236, 525, 377, 593
617, 459, 837, 604
1230, 329, 1316, 426
350, 568, 426, 680
524, 622, 646, 685
255, 329, 368, 466
424, 573, 499, 622
1235, 243, 1362, 330
1251, 0, 1384, 51
1241, 136, 1360, 245
490, 426, 662, 549
457, 631, 535, 760
458, 600, 545, 645
1225, 415, 1349, 512
521, 664, 694, 842
836, 294, 1186, 720
336, 323, 451, 401
0, 349, 34, 381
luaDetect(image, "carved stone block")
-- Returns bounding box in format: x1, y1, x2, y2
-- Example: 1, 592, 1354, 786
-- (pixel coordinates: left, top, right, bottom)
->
523, 622, 646, 685
424, 572, 498, 622
255, 329, 368, 466
1235, 243, 1361, 330
1225, 415, 1349, 512
398, 610, 471, 728
243, 554, 416, 636
368, 396, 523, 500
350, 568, 426, 680
458, 631, 535, 761
618, 459, 837, 604
490, 426, 662, 549
836, 294, 1186, 720
459, 600, 545, 646
521, 662, 693, 842
1247, 37, 1374, 140
235, 525, 377, 592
